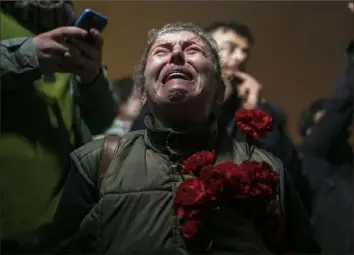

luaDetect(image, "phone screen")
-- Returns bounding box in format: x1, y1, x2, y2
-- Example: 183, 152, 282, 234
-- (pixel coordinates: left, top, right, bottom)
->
73, 10, 107, 44
75, 10, 107, 32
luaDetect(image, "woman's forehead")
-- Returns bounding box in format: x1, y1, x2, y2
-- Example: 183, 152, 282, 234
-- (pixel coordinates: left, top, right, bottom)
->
152, 31, 205, 46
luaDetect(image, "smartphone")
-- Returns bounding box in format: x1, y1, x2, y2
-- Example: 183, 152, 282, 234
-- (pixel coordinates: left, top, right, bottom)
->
74, 8, 108, 32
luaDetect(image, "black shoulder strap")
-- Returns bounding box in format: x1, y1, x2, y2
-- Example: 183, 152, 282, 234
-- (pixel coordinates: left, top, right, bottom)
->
97, 135, 121, 191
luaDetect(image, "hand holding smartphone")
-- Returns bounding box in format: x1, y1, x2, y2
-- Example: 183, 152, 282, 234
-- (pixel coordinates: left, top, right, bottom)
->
67, 8, 107, 45
66, 9, 107, 82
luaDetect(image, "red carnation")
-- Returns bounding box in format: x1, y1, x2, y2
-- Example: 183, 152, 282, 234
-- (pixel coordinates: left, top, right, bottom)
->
251, 162, 279, 199
214, 161, 250, 196
176, 207, 200, 218
236, 160, 278, 199
175, 147, 280, 242
226, 161, 253, 196
199, 165, 226, 200
180, 150, 216, 174
175, 178, 207, 207
182, 219, 200, 239
234, 109, 273, 139
238, 160, 261, 173
251, 183, 273, 197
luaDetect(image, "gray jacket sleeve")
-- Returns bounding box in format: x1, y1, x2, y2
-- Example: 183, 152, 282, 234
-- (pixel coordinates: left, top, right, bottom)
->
0, 37, 42, 90
71, 67, 117, 135
1, 37, 117, 135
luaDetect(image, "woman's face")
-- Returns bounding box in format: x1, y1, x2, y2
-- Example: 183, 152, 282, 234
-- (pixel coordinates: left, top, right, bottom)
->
142, 30, 221, 122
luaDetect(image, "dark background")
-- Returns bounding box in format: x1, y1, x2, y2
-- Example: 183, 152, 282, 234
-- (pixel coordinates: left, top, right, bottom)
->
74, 1, 353, 144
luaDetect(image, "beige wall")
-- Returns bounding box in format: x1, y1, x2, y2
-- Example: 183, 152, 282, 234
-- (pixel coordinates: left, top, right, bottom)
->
74, 1, 353, 144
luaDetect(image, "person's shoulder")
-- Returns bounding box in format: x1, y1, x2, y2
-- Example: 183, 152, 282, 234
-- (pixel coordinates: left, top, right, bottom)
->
74, 138, 104, 159
122, 130, 145, 139
71, 139, 104, 183
74, 130, 145, 160
231, 139, 283, 173
260, 100, 286, 121
72, 131, 146, 185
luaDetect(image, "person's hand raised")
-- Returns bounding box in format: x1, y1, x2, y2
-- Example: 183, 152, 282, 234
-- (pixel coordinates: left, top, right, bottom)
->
33, 27, 103, 84
118, 91, 145, 120
233, 71, 262, 109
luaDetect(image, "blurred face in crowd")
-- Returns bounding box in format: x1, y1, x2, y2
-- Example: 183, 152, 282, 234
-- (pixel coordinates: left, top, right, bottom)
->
305, 110, 353, 147
348, 2, 354, 12
210, 28, 250, 74
305, 110, 325, 136
143, 31, 221, 124
210, 28, 250, 101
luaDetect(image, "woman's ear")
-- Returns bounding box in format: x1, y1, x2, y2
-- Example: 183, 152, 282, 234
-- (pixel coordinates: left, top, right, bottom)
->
135, 82, 147, 104
216, 78, 226, 105
141, 92, 147, 105
212, 78, 226, 117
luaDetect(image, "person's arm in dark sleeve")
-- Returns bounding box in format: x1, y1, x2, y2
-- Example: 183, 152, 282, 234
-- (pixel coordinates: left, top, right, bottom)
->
256, 101, 283, 149
0, 38, 42, 90
301, 56, 354, 157
71, 67, 117, 135
44, 139, 103, 253
254, 101, 296, 168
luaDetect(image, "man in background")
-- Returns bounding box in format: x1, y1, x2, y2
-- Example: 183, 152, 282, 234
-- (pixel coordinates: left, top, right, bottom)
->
204, 22, 287, 134
204, 22, 311, 207
0, 1, 116, 253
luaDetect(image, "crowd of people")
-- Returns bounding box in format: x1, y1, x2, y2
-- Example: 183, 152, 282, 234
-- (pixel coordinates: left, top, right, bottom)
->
0, 1, 353, 255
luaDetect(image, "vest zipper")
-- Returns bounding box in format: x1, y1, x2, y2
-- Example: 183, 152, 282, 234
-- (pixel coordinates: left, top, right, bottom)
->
170, 158, 185, 249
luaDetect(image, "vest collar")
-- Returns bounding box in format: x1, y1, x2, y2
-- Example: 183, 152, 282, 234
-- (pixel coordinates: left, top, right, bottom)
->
144, 114, 218, 159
